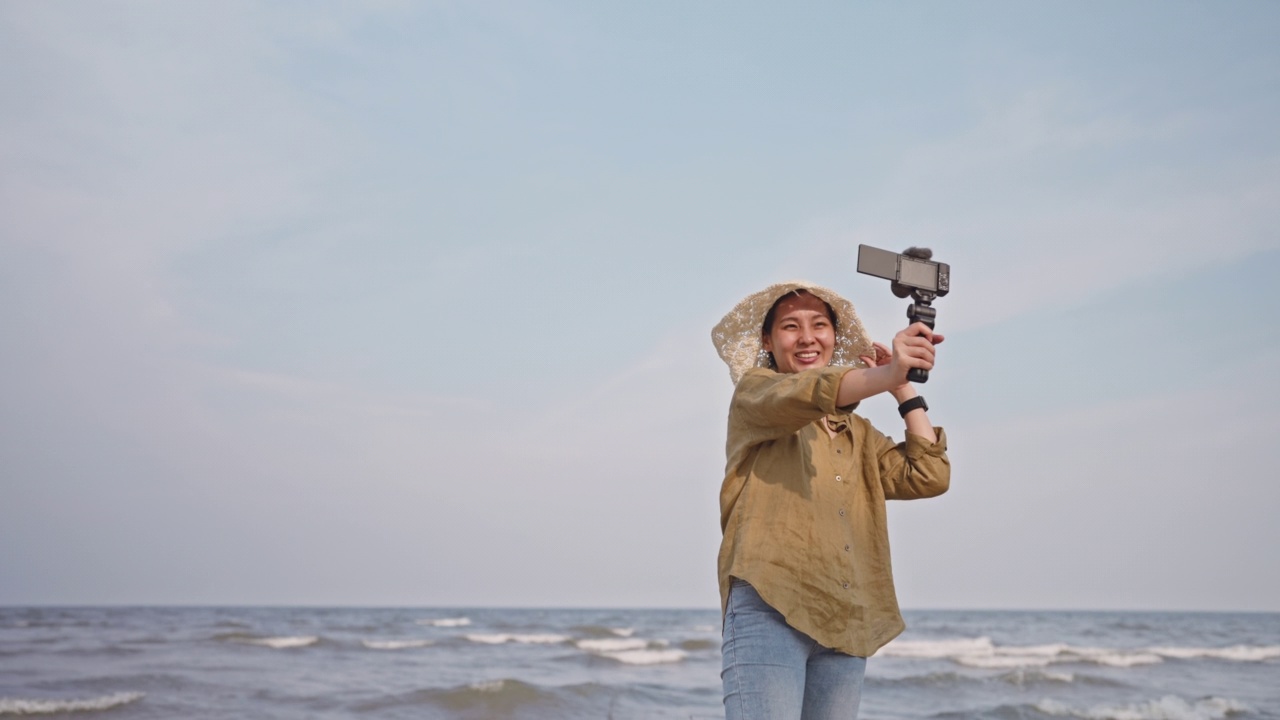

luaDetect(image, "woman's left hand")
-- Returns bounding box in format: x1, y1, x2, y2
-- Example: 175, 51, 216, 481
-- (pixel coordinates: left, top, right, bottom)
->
859, 342, 892, 370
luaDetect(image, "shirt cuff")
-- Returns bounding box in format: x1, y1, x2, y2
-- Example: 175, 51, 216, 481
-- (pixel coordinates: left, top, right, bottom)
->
904, 427, 947, 459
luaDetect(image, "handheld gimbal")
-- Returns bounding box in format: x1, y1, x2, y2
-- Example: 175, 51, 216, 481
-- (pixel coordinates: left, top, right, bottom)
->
856, 244, 950, 383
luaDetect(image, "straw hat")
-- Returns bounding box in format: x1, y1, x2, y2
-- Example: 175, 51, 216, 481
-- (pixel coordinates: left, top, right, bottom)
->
711, 281, 873, 385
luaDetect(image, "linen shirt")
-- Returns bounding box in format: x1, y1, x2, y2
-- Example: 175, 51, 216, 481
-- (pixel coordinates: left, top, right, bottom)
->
718, 366, 951, 657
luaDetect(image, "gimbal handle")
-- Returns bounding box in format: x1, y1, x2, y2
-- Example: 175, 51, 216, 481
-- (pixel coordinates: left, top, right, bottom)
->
906, 300, 936, 384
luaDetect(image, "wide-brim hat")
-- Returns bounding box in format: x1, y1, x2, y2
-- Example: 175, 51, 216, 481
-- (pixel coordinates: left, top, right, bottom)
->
712, 281, 873, 385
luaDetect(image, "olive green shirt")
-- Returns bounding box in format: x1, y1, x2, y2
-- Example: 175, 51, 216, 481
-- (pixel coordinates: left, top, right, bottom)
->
718, 366, 951, 657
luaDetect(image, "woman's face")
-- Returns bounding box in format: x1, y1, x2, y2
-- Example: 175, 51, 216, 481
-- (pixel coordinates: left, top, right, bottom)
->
762, 292, 836, 374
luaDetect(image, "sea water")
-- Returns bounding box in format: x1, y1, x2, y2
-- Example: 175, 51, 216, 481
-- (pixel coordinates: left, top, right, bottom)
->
1, 607, 1276, 719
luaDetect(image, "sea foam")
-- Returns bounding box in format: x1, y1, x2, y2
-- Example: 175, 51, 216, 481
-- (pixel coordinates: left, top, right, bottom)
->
0, 692, 144, 715
1035, 695, 1249, 720
576, 638, 648, 652
418, 617, 471, 628
601, 649, 688, 665
880, 636, 1165, 668
234, 635, 319, 649
362, 639, 434, 650
468, 680, 509, 692
466, 633, 568, 645
880, 636, 996, 659
1000, 668, 1076, 684
1150, 644, 1280, 662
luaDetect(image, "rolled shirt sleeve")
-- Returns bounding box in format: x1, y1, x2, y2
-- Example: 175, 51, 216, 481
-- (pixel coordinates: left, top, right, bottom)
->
727, 366, 853, 461
875, 427, 950, 500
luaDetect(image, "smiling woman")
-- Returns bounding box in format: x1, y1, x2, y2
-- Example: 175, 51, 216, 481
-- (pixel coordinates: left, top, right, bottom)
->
762, 291, 839, 373
711, 281, 951, 720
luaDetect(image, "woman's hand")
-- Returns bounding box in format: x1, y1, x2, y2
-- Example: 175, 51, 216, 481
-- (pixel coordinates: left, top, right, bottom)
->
837, 323, 945, 409
860, 323, 943, 401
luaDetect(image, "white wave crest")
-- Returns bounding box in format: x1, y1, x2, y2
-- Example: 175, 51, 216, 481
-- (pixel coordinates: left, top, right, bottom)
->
466, 633, 567, 645
602, 649, 687, 665
999, 668, 1076, 684
1035, 695, 1249, 720
1151, 644, 1280, 662
236, 635, 318, 649
880, 636, 996, 659
0, 692, 144, 715
362, 639, 434, 650
469, 680, 507, 692
957, 654, 1055, 669
417, 617, 471, 628
610, 627, 635, 637
879, 636, 1163, 668
577, 638, 648, 652
1091, 651, 1164, 667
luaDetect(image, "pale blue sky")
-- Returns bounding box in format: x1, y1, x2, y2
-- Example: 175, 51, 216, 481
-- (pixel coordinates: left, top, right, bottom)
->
2, 1, 1277, 610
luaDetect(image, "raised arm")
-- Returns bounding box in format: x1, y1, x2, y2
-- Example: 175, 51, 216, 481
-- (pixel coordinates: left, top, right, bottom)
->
835, 322, 943, 443
730, 366, 851, 447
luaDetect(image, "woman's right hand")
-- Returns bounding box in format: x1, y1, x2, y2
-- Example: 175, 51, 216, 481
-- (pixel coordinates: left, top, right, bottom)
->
886, 323, 943, 392
841, 323, 945, 408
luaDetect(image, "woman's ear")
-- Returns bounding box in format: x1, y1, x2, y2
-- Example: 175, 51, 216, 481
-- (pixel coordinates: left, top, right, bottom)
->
761, 332, 773, 353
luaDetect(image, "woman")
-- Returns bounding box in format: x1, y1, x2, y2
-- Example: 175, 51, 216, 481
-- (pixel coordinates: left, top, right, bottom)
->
711, 281, 951, 720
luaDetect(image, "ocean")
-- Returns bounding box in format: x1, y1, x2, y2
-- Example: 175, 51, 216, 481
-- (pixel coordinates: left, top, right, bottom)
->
1, 606, 1276, 719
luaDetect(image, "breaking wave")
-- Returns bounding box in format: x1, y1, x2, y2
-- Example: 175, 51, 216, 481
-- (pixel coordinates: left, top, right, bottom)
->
439, 678, 554, 709
599, 649, 687, 665
1150, 645, 1280, 662
217, 633, 319, 649
576, 638, 648, 653
0, 692, 144, 715
466, 633, 568, 645
574, 637, 687, 665
360, 679, 577, 715
1034, 695, 1249, 720
870, 668, 1109, 690
879, 636, 1280, 669
361, 638, 435, 650
417, 617, 471, 628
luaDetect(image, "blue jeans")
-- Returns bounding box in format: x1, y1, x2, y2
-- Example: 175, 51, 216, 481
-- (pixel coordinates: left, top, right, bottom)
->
722, 579, 866, 720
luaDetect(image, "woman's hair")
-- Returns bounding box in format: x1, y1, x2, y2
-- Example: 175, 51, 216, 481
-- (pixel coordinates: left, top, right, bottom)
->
761, 289, 839, 335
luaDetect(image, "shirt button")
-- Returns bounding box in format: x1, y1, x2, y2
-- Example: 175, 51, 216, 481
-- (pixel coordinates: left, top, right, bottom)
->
844, 544, 851, 552
836, 449, 842, 454
843, 582, 850, 590
838, 509, 845, 517
835, 475, 842, 482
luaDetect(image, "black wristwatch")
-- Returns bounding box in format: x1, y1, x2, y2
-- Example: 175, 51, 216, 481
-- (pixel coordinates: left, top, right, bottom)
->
897, 396, 928, 417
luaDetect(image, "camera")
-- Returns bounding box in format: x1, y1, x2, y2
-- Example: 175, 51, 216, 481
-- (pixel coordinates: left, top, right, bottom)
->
856, 244, 950, 383
856, 245, 949, 297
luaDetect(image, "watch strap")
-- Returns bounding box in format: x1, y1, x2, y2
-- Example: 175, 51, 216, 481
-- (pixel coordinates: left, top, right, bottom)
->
898, 396, 928, 417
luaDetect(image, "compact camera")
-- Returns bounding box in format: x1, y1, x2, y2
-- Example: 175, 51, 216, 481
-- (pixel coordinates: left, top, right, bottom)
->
856, 244, 949, 298
856, 244, 951, 383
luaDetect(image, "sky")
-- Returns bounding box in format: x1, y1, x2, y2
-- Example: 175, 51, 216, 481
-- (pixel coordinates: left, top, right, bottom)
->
1, 1, 1278, 612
